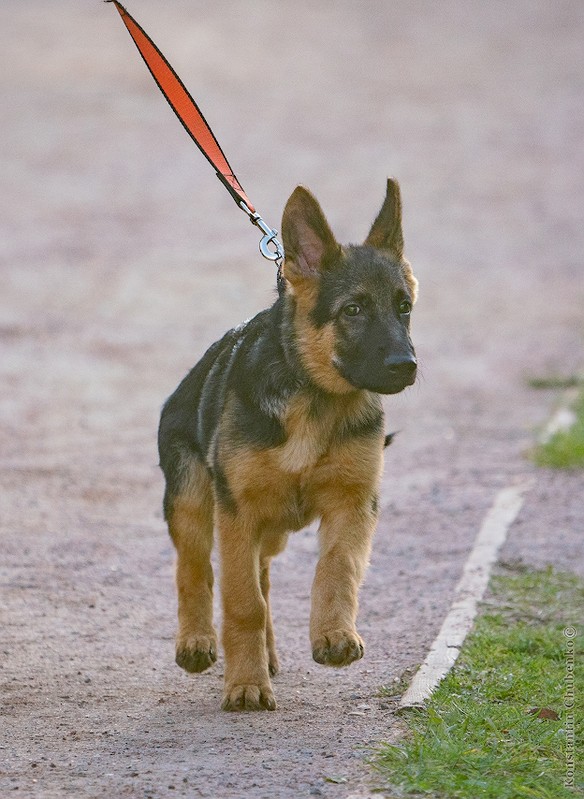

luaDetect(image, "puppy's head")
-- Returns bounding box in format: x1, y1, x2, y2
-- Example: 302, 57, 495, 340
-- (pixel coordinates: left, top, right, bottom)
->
281, 179, 418, 395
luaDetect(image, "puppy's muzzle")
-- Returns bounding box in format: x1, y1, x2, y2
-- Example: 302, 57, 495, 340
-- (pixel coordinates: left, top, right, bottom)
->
383, 354, 417, 385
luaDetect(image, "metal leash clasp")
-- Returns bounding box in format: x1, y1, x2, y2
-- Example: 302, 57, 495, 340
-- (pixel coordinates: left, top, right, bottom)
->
240, 201, 284, 264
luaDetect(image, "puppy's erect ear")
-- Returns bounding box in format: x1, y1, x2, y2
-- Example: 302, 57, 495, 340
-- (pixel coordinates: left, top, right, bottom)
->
281, 186, 340, 283
365, 178, 404, 258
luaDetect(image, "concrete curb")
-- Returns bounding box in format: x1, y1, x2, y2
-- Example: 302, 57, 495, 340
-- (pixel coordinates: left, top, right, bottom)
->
399, 480, 532, 709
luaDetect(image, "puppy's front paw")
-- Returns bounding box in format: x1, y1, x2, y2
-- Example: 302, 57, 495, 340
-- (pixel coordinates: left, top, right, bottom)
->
221, 683, 277, 712
175, 633, 217, 673
312, 630, 364, 667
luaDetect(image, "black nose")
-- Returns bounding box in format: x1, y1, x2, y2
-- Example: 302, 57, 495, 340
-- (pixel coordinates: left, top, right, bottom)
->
383, 354, 417, 381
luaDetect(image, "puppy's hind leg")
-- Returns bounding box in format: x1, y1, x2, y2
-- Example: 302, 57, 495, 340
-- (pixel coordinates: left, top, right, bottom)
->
260, 558, 279, 677
165, 454, 217, 673
259, 533, 288, 678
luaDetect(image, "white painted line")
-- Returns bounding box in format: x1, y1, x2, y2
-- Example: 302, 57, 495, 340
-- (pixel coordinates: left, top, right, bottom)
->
538, 387, 579, 445
399, 481, 532, 709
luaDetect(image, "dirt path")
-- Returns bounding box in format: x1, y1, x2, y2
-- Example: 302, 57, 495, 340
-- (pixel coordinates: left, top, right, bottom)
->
1, 2, 583, 797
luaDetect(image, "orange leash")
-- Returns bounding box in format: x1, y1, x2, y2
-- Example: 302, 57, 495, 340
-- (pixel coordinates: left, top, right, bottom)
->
107, 1, 284, 265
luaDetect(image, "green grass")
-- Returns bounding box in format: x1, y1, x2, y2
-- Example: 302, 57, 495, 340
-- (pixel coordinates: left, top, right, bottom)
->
374, 567, 584, 798
527, 376, 583, 390
527, 373, 584, 468
533, 389, 584, 469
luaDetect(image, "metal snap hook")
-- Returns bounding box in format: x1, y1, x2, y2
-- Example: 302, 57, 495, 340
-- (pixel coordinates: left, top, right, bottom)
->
259, 230, 284, 262
240, 201, 285, 264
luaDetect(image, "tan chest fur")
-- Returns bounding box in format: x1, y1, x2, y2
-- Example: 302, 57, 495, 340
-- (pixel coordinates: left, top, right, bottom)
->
277, 392, 347, 473
220, 390, 383, 533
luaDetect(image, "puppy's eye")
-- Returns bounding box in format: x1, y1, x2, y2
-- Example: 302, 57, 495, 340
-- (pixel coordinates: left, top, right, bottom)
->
399, 300, 412, 315
343, 303, 361, 317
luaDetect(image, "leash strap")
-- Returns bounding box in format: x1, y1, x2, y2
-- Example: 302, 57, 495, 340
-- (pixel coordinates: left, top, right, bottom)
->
107, 1, 284, 264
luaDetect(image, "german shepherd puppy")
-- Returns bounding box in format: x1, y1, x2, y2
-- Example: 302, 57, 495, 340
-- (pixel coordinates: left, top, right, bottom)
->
158, 179, 418, 711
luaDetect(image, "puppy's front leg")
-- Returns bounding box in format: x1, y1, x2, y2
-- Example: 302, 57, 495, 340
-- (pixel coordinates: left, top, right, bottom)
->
218, 511, 276, 711
310, 498, 377, 667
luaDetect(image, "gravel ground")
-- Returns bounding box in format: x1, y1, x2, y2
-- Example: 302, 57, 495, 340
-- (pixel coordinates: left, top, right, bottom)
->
1, 1, 583, 797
